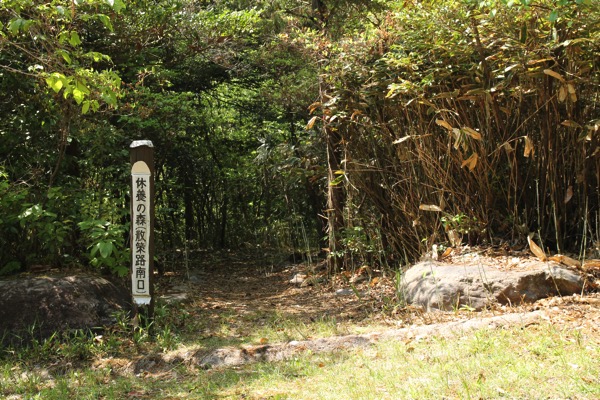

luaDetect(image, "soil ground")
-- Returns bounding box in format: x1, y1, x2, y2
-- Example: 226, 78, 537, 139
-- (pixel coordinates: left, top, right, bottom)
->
156, 246, 600, 353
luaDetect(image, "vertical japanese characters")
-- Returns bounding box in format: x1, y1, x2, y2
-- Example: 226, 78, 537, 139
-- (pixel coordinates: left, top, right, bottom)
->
131, 161, 151, 304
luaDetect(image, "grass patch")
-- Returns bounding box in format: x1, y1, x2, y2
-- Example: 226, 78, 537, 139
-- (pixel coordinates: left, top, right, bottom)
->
223, 323, 600, 399
2, 306, 599, 399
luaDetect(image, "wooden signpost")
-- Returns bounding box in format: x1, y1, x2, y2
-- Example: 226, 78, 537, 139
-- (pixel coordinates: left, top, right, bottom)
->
130, 140, 155, 327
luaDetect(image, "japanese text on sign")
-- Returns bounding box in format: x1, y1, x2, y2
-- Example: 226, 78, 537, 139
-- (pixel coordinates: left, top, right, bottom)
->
131, 161, 151, 305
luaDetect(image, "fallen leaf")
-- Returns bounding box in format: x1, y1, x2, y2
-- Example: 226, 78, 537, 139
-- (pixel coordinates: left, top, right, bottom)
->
564, 186, 573, 204
527, 235, 547, 261
441, 247, 453, 258
419, 204, 443, 212
548, 254, 580, 268
582, 260, 600, 270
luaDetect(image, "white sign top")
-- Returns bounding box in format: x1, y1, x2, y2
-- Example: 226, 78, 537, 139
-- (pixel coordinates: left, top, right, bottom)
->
130, 140, 154, 148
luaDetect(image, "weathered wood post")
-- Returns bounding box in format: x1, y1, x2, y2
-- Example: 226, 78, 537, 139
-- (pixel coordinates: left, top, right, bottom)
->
130, 140, 155, 328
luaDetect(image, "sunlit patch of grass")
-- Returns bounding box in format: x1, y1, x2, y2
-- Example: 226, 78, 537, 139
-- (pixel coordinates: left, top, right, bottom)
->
218, 322, 600, 399
243, 311, 349, 345
2, 310, 600, 399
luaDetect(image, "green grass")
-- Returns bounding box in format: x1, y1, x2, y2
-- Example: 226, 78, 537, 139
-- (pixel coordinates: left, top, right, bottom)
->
2, 305, 599, 399
207, 323, 598, 400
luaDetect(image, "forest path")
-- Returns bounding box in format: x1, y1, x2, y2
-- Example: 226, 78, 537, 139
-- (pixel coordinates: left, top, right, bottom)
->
158, 250, 392, 327
149, 250, 600, 370
88, 249, 600, 375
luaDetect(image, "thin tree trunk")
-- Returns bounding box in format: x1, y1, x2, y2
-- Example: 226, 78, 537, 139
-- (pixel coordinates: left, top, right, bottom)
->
325, 125, 345, 273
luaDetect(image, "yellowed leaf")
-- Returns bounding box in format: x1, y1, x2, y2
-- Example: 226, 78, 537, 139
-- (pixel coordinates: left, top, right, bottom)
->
569, 91, 577, 102
558, 85, 567, 102
393, 136, 414, 144
567, 83, 576, 94
306, 116, 318, 130
419, 204, 443, 212
350, 110, 363, 120
435, 119, 454, 131
527, 58, 554, 65
452, 128, 462, 150
462, 126, 482, 140
561, 120, 581, 128
308, 102, 321, 114
549, 254, 581, 268
543, 69, 565, 82
499, 106, 511, 115
523, 136, 534, 158
441, 246, 453, 258
461, 152, 479, 171
564, 186, 573, 204
582, 260, 600, 271
527, 235, 547, 261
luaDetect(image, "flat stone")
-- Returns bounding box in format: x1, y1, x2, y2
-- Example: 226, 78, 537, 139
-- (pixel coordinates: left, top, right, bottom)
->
0, 273, 130, 345
335, 288, 355, 296
289, 273, 307, 284
401, 260, 584, 311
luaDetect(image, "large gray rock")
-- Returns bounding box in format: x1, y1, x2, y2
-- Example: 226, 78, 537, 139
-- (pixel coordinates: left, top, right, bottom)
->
0, 274, 130, 345
402, 261, 584, 311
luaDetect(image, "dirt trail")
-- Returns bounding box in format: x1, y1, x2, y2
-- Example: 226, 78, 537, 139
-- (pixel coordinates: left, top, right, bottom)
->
144, 250, 600, 370
159, 251, 387, 324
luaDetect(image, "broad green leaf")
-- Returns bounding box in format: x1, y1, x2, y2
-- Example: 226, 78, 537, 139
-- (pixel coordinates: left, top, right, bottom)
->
57, 49, 71, 64
69, 32, 81, 46
82, 101, 90, 114
97, 14, 113, 31
73, 88, 85, 104
98, 241, 113, 259
112, 0, 126, 13
8, 19, 24, 35
76, 81, 90, 95
548, 10, 559, 23
45, 76, 57, 90
50, 77, 64, 93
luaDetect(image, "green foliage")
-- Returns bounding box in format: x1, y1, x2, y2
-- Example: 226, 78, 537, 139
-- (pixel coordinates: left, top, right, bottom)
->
0, 170, 27, 274
78, 220, 129, 276
0, 170, 75, 273
2, 0, 595, 276
0, 0, 124, 114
